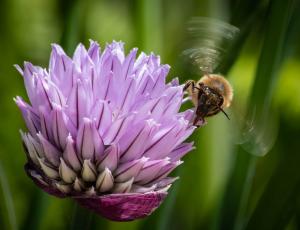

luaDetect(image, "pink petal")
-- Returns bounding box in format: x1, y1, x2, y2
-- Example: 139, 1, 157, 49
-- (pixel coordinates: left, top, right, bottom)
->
63, 135, 81, 172
52, 105, 69, 149
76, 118, 104, 161
75, 192, 167, 221
103, 114, 133, 145
135, 159, 170, 184
97, 143, 119, 172
37, 132, 61, 167
114, 157, 148, 182
90, 99, 112, 135
121, 119, 157, 162
168, 142, 195, 162
88, 40, 100, 65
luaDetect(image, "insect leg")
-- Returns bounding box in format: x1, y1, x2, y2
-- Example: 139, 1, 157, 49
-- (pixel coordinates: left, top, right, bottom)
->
219, 107, 230, 120
183, 80, 195, 91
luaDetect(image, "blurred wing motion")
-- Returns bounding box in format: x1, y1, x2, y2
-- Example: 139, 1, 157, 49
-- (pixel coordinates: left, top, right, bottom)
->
182, 17, 277, 156
233, 105, 279, 156
183, 17, 240, 74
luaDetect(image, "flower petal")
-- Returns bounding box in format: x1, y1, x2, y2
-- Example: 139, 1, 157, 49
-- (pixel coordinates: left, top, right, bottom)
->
73, 43, 93, 73
143, 124, 179, 159
25, 163, 66, 198
97, 143, 119, 172
49, 44, 73, 96
75, 192, 167, 221
152, 160, 183, 182
122, 48, 138, 79
37, 132, 61, 167
39, 107, 53, 142
131, 184, 157, 193
168, 142, 195, 162
52, 105, 69, 149
96, 167, 114, 192
90, 99, 112, 135
21, 131, 40, 165
103, 114, 133, 145
120, 119, 157, 162
114, 157, 148, 182
38, 157, 59, 179
59, 157, 76, 183
112, 177, 134, 193
15, 97, 40, 136
81, 159, 97, 182
76, 118, 104, 161
56, 182, 71, 194
67, 80, 91, 128
74, 177, 85, 192
88, 40, 100, 65
63, 135, 81, 172
135, 159, 170, 184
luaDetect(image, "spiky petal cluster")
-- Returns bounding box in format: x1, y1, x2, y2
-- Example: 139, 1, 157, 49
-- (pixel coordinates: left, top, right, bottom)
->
15, 41, 195, 221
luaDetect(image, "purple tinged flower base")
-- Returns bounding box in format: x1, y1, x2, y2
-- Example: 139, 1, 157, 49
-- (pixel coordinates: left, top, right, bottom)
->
25, 162, 167, 221
16, 40, 197, 221
75, 193, 167, 221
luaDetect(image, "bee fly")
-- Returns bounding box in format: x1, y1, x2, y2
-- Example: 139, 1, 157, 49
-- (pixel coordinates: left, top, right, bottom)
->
183, 17, 238, 127
183, 74, 233, 126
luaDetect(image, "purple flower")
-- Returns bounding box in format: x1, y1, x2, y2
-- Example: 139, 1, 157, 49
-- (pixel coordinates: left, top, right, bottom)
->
15, 41, 196, 221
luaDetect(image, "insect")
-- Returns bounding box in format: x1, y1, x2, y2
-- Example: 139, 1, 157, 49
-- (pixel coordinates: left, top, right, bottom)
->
182, 17, 238, 126
183, 74, 233, 126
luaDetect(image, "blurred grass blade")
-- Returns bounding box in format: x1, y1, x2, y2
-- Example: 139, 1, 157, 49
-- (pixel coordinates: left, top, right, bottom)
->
246, 122, 300, 230
218, 148, 256, 230
0, 162, 17, 230
132, 0, 163, 53
70, 204, 93, 230
156, 174, 181, 230
230, 0, 267, 28
59, 0, 83, 55
236, 0, 295, 226
248, 0, 294, 118
217, 1, 267, 75
219, 0, 295, 229
244, 0, 298, 229
281, 1, 300, 59
20, 189, 49, 230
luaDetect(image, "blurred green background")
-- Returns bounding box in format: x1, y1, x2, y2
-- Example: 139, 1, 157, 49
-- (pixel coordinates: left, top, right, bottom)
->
1, 0, 300, 229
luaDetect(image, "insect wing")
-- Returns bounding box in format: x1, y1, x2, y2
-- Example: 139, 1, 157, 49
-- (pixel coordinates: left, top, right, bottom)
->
233, 106, 278, 156
183, 17, 240, 74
